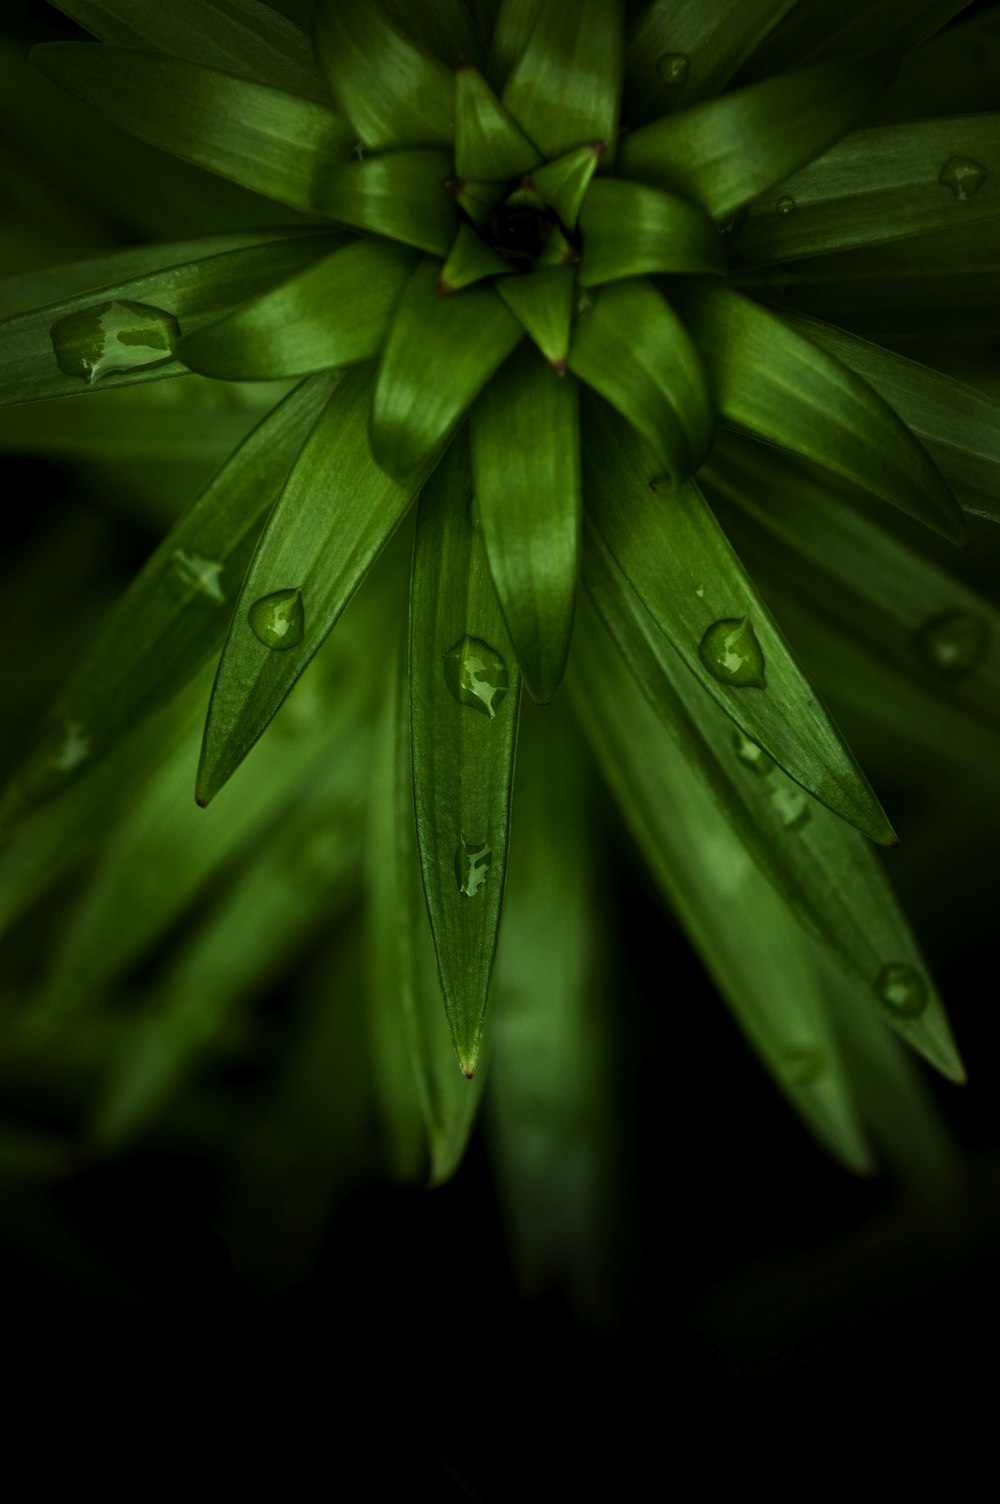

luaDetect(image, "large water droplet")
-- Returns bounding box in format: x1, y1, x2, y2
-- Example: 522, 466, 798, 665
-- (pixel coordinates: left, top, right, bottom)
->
699, 618, 766, 688
733, 731, 775, 776
775, 194, 796, 216
939, 155, 988, 200
783, 1046, 825, 1087
248, 588, 304, 650
656, 52, 689, 87
50, 300, 180, 384
443, 636, 509, 718
914, 609, 989, 677
166, 549, 226, 604
455, 835, 492, 897
875, 962, 928, 1019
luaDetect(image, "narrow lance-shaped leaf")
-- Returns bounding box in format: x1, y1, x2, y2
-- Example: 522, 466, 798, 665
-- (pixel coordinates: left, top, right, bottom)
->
578, 178, 725, 287
0, 375, 337, 828
582, 398, 896, 846
729, 115, 1000, 269
736, 0, 972, 81
409, 429, 522, 1077
30, 45, 354, 214
623, 0, 799, 122
197, 365, 424, 804
317, 151, 458, 256
489, 0, 544, 91
455, 60, 540, 180
177, 241, 420, 381
568, 600, 876, 1174
471, 343, 581, 703
582, 513, 964, 1081
366, 644, 486, 1185
312, 0, 455, 150
672, 280, 967, 547
439, 223, 512, 294
376, 0, 487, 68
371, 258, 523, 484
0, 234, 340, 407
502, 0, 624, 166
569, 278, 712, 483
48, 0, 329, 103
618, 51, 897, 220
497, 266, 575, 368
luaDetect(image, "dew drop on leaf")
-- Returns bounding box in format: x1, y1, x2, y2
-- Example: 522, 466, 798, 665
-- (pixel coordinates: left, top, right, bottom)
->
913, 609, 989, 677
455, 835, 492, 897
50, 300, 180, 383
166, 550, 226, 604
875, 962, 928, 1019
775, 195, 796, 216
656, 52, 689, 87
699, 618, 767, 688
733, 730, 775, 776
938, 155, 988, 200
443, 636, 509, 718
248, 588, 305, 650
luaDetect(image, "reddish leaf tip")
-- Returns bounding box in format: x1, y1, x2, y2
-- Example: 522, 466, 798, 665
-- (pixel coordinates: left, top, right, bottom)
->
435, 277, 454, 297
551, 357, 568, 375
455, 54, 473, 72
446, 179, 465, 200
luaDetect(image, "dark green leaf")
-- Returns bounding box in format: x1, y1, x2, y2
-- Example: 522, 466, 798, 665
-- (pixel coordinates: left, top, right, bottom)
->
439, 223, 512, 294
177, 240, 419, 380
737, 0, 972, 80
371, 259, 522, 483
316, 151, 458, 255
31, 44, 353, 213
568, 278, 712, 481
488, 0, 544, 91
673, 280, 967, 546
530, 143, 602, 230
578, 178, 725, 287
197, 366, 423, 804
496, 266, 574, 367
471, 344, 581, 702
455, 60, 540, 180
502, 0, 624, 165
409, 429, 522, 1077
619, 51, 897, 220
372, 0, 487, 69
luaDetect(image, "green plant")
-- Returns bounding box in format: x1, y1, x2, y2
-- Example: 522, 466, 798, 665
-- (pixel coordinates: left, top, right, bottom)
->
1, 0, 999, 1306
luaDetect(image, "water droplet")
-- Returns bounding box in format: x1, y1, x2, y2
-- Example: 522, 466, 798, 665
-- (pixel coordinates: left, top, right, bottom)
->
699, 618, 766, 688
694, 584, 705, 598
772, 782, 811, 831
939, 155, 988, 200
656, 52, 689, 87
775, 194, 796, 216
24, 718, 91, 798
914, 609, 989, 677
166, 549, 226, 604
443, 636, 509, 718
248, 588, 304, 650
783, 1046, 825, 1087
733, 731, 775, 776
50, 300, 180, 384
455, 835, 492, 897
875, 962, 928, 1019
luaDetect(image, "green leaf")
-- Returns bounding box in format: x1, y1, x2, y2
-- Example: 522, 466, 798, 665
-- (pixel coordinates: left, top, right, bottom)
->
737, 0, 972, 80
30, 44, 354, 214
578, 178, 725, 287
371, 259, 522, 484
0, 235, 339, 407
568, 278, 712, 482
774, 311, 1000, 518
673, 280, 967, 547
568, 600, 876, 1172
729, 115, 1000, 268
197, 366, 423, 804
502, 0, 624, 166
0, 375, 336, 828
409, 429, 522, 1077
488, 0, 544, 91
619, 51, 897, 220
176, 240, 419, 380
623, 0, 799, 121
446, 176, 507, 228
375, 0, 487, 68
316, 151, 458, 255
530, 143, 603, 230
312, 0, 455, 150
48, 0, 328, 103
496, 266, 575, 368
582, 399, 896, 846
439, 223, 512, 295
471, 344, 581, 702
581, 511, 964, 1082
455, 60, 540, 180
366, 647, 485, 1185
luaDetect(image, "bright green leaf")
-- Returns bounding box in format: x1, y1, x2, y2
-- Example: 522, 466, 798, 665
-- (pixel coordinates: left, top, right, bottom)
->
439, 223, 512, 294
316, 150, 458, 255
496, 266, 575, 368
530, 143, 602, 230
502, 0, 624, 166
578, 178, 726, 287
455, 60, 540, 180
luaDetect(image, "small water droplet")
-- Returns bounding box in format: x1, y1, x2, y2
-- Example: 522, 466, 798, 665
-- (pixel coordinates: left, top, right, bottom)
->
875, 962, 928, 1019
656, 52, 689, 87
733, 731, 775, 776
166, 549, 226, 604
772, 782, 811, 831
783, 1046, 825, 1087
699, 618, 766, 688
775, 194, 796, 216
455, 835, 492, 897
443, 636, 509, 718
248, 588, 304, 650
50, 300, 180, 384
939, 155, 988, 200
695, 585, 705, 598
914, 609, 989, 677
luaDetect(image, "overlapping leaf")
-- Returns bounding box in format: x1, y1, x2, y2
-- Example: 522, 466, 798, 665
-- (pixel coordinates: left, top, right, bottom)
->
737, 0, 974, 80
316, 151, 457, 254
502, 0, 623, 165
578, 179, 726, 286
